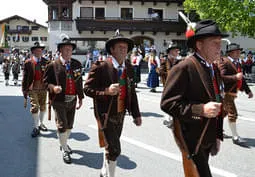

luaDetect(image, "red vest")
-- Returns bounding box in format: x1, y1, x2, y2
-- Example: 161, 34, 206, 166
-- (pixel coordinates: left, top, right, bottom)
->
31, 57, 42, 81
65, 70, 76, 95
119, 68, 127, 99
118, 68, 127, 112
236, 63, 242, 90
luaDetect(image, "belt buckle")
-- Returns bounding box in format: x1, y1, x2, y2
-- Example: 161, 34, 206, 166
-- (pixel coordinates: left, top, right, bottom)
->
65, 95, 76, 102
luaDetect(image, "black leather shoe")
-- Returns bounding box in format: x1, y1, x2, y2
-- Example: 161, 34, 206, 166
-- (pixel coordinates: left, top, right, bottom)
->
31, 128, 40, 138
39, 124, 48, 131
150, 88, 156, 92
232, 137, 249, 147
63, 151, 72, 164
60, 145, 73, 154
163, 119, 173, 129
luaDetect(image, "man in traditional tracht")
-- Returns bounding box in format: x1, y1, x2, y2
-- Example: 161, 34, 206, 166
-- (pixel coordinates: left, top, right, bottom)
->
2, 56, 11, 86
245, 51, 253, 78
43, 34, 84, 164
22, 42, 49, 137
161, 19, 227, 177
12, 58, 21, 85
84, 30, 142, 177
218, 43, 253, 146
159, 42, 180, 87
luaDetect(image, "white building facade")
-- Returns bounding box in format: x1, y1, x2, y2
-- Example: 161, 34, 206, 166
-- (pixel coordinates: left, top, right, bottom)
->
43, 0, 254, 60
43, 0, 187, 61
0, 15, 49, 52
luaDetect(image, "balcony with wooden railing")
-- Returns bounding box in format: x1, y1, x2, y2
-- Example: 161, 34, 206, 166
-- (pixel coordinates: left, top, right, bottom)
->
77, 0, 184, 6
75, 17, 186, 35
7, 29, 32, 35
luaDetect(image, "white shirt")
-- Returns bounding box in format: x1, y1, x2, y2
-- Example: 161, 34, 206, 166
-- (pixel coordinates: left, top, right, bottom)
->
196, 53, 211, 68
227, 56, 241, 64
60, 56, 70, 65
111, 57, 125, 72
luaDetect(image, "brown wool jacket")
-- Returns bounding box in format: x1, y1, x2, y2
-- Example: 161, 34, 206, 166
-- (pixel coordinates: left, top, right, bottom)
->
160, 54, 224, 153
84, 59, 141, 120
22, 57, 49, 92
218, 57, 251, 94
43, 58, 84, 101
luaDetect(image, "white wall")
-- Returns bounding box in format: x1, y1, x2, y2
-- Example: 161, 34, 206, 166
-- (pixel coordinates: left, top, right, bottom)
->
0, 18, 48, 50
47, 1, 185, 54
228, 35, 255, 53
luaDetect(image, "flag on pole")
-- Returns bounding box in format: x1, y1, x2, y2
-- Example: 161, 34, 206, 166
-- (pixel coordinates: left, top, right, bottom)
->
0, 24, 5, 47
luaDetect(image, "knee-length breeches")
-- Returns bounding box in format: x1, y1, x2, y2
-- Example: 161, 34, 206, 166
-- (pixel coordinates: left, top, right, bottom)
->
103, 112, 125, 161
223, 94, 237, 122
28, 90, 47, 113
192, 145, 212, 177
52, 98, 77, 133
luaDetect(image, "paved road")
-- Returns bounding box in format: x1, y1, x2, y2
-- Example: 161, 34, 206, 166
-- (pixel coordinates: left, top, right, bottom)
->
0, 71, 255, 177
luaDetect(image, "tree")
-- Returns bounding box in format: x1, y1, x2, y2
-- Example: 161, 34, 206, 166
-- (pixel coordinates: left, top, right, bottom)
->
183, 0, 255, 38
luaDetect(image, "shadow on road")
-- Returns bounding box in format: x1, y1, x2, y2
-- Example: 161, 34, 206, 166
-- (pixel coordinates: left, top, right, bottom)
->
0, 96, 37, 177
71, 151, 137, 170
117, 154, 137, 170
71, 150, 102, 168
243, 138, 255, 148
40, 129, 90, 142
141, 112, 164, 118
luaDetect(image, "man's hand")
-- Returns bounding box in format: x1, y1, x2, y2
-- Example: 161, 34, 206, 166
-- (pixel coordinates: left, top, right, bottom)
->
105, 83, 120, 96
76, 99, 83, 110
236, 72, 243, 80
133, 117, 142, 126
203, 102, 222, 118
248, 92, 253, 98
53, 85, 62, 94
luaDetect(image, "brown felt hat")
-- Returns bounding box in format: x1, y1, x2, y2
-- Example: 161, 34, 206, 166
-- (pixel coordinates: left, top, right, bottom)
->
186, 20, 229, 49
30, 42, 45, 52
105, 30, 134, 55
57, 34, 76, 51
226, 43, 243, 53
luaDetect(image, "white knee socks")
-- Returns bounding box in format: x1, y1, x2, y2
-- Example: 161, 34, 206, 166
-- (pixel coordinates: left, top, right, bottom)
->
229, 121, 239, 139
39, 111, 46, 126
58, 132, 68, 152
32, 113, 39, 128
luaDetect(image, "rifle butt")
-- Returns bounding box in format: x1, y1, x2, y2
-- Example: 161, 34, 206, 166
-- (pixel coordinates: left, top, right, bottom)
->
181, 150, 200, 177
173, 118, 200, 177
97, 119, 106, 147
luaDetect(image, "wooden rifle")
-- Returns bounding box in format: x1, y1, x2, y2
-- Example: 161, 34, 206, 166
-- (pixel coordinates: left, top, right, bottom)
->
173, 57, 220, 177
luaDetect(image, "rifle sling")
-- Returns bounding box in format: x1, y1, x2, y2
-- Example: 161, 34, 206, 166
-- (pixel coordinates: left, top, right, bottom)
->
190, 57, 215, 157
47, 61, 59, 120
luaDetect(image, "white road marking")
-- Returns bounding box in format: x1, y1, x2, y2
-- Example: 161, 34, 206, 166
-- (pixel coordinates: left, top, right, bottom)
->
88, 124, 237, 177
239, 116, 255, 122
141, 97, 255, 123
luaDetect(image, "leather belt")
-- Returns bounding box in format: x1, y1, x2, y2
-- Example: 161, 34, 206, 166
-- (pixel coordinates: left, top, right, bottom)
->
65, 95, 76, 102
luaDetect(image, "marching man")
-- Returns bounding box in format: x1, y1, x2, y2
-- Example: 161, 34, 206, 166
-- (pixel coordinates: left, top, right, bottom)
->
22, 42, 49, 137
